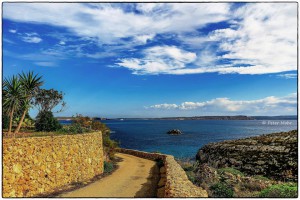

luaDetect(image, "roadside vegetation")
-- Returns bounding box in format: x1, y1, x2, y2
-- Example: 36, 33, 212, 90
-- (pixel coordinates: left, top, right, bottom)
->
3, 71, 119, 164
177, 160, 298, 197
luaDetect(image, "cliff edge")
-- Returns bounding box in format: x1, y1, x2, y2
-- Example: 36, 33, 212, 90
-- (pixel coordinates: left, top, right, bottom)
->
196, 130, 297, 181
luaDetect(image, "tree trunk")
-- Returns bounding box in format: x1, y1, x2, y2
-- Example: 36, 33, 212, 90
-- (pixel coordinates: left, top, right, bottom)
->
8, 106, 15, 137
14, 108, 28, 135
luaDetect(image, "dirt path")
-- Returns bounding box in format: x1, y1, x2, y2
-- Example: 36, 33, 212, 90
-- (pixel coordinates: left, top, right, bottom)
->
59, 153, 159, 197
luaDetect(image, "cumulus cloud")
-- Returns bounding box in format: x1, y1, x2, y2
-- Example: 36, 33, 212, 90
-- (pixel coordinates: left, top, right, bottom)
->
3, 3, 229, 44
21, 32, 42, 43
117, 3, 297, 75
22, 36, 42, 43
147, 93, 297, 115
117, 45, 197, 74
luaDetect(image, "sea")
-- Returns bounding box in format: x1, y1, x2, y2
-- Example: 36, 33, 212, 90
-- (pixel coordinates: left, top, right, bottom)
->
60, 119, 297, 159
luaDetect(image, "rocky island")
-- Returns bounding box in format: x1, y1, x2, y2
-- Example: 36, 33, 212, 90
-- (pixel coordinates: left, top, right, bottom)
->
167, 129, 182, 135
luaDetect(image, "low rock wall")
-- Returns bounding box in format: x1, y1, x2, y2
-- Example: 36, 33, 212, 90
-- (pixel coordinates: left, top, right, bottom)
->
116, 148, 208, 197
3, 132, 104, 197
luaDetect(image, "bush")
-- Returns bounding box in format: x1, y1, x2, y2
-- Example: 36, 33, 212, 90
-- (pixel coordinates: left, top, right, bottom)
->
259, 183, 297, 198
210, 182, 234, 197
59, 123, 91, 134
186, 171, 196, 183
104, 161, 114, 173
217, 167, 244, 177
35, 111, 62, 132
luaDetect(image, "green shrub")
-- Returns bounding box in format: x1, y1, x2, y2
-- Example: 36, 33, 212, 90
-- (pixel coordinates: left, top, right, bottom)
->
259, 183, 297, 198
104, 161, 114, 173
186, 171, 196, 183
35, 111, 62, 132
59, 123, 91, 134
253, 175, 270, 181
210, 182, 234, 197
217, 167, 244, 177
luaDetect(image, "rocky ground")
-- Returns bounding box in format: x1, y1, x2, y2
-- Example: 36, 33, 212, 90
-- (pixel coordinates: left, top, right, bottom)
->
196, 130, 297, 181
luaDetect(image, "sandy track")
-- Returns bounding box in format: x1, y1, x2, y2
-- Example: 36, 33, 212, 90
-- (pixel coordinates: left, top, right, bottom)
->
59, 153, 159, 197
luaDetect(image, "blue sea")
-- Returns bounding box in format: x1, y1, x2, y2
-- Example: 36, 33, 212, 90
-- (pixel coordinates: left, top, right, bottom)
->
60, 119, 297, 159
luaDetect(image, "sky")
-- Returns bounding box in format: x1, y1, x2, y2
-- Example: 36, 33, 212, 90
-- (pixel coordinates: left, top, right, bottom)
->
2, 2, 298, 118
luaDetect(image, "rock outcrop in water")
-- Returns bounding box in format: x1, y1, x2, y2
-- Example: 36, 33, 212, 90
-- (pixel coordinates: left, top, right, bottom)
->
196, 130, 297, 181
167, 129, 182, 135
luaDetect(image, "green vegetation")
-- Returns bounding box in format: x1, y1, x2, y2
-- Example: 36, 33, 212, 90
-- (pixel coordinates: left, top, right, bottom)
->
217, 167, 244, 177
3, 75, 26, 136
14, 72, 43, 134
178, 160, 296, 198
253, 175, 270, 181
104, 161, 114, 173
35, 111, 62, 132
259, 183, 297, 198
210, 182, 234, 197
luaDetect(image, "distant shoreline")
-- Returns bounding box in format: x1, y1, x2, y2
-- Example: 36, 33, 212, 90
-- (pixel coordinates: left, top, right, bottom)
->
56, 115, 297, 121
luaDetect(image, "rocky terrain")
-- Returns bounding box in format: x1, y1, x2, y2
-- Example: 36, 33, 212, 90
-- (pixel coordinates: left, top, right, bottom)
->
196, 130, 297, 181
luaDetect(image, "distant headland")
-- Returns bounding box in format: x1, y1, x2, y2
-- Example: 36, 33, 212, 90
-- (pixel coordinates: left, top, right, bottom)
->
56, 115, 297, 121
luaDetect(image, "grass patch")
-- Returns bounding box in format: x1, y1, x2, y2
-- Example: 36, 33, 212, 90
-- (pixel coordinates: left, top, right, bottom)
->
259, 183, 297, 198
217, 167, 244, 177
253, 175, 270, 181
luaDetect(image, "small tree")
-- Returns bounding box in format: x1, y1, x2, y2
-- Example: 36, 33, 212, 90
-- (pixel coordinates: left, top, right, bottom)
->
3, 75, 24, 136
32, 88, 66, 113
33, 88, 65, 132
14, 71, 43, 134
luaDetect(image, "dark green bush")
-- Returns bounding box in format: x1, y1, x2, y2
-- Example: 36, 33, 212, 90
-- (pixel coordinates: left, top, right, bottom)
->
35, 111, 62, 132
104, 161, 114, 173
156, 159, 164, 168
2, 114, 9, 129
259, 183, 297, 198
210, 182, 234, 197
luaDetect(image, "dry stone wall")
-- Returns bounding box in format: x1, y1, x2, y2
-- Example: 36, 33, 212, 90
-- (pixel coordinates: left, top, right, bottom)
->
196, 130, 297, 181
116, 148, 208, 198
3, 132, 104, 197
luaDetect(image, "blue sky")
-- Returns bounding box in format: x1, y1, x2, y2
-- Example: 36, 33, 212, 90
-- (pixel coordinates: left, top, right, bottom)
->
3, 3, 297, 118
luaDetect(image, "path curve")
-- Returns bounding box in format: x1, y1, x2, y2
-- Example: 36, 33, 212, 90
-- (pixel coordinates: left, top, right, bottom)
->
59, 153, 159, 197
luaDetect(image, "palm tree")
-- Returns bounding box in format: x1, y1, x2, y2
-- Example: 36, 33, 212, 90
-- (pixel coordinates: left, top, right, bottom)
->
3, 76, 24, 136
14, 71, 43, 134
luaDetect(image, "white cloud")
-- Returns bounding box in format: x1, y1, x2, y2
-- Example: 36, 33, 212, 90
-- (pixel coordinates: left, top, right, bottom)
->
117, 45, 197, 74
22, 36, 42, 43
59, 41, 66, 45
3, 3, 229, 44
3, 3, 297, 75
148, 93, 297, 115
35, 61, 56, 67
135, 34, 155, 44
117, 3, 297, 75
9, 29, 17, 33
276, 73, 297, 79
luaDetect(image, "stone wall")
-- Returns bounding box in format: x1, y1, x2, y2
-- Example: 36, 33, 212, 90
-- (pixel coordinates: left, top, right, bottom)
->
196, 130, 297, 181
3, 132, 104, 197
116, 148, 208, 198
